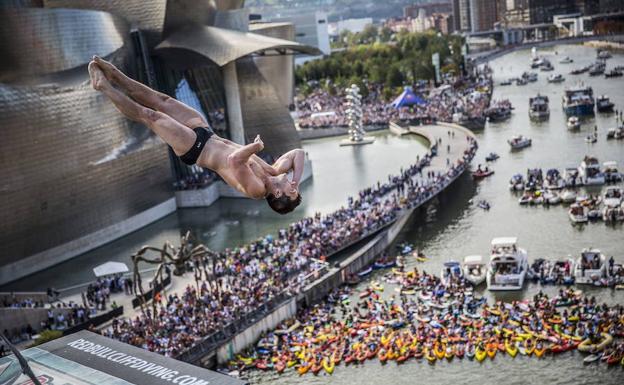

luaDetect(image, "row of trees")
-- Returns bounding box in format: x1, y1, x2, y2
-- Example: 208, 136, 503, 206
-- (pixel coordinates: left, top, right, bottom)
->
295, 30, 464, 99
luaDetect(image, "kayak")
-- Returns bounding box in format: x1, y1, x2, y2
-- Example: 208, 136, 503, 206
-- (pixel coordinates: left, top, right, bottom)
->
486, 344, 497, 359
475, 346, 487, 362
578, 333, 613, 353
534, 343, 546, 358
583, 354, 601, 364
322, 358, 335, 375
434, 344, 446, 360
505, 340, 518, 358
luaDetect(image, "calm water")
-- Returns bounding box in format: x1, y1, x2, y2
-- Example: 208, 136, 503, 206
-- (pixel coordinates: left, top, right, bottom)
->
247, 44, 624, 384
1, 131, 428, 291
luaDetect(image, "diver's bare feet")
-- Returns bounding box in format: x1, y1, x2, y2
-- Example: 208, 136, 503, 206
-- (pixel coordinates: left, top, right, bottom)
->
93, 55, 118, 80
88, 61, 108, 91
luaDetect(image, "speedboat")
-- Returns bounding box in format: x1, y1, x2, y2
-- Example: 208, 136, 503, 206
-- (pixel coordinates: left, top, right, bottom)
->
440, 261, 463, 286
544, 169, 564, 190
508, 135, 531, 150
588, 62, 605, 76
578, 156, 605, 185
547, 74, 565, 83
523, 72, 538, 82
568, 203, 588, 223
543, 190, 561, 205
559, 56, 573, 64
516, 78, 527, 86
596, 95, 614, 113
509, 174, 524, 191
499, 79, 513, 86
525, 168, 543, 191
570, 66, 589, 75
603, 161, 623, 183
473, 167, 494, 179
597, 50, 612, 60
560, 189, 577, 203
603, 187, 623, 208
574, 248, 609, 284
529, 94, 549, 120
567, 116, 580, 130
585, 134, 597, 143
540, 60, 554, 72
463, 255, 486, 286
530, 55, 544, 69
547, 257, 576, 285
485, 152, 499, 162
603, 206, 624, 222
563, 167, 582, 187
518, 194, 532, 205
477, 200, 491, 210
486, 237, 528, 291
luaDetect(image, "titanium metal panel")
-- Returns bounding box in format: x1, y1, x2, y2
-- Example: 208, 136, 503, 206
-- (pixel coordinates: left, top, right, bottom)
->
236, 58, 302, 158
0, 79, 172, 269
155, 25, 322, 67
250, 22, 296, 107
0, 7, 127, 82
43, 0, 167, 46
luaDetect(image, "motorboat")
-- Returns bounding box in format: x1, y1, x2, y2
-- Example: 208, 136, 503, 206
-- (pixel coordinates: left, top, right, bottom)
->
530, 55, 544, 69
540, 60, 554, 71
603, 206, 624, 222
562, 84, 595, 116
525, 168, 543, 191
563, 168, 582, 187
603, 161, 623, 183
485, 152, 499, 162
570, 66, 589, 75
518, 194, 532, 205
522, 72, 538, 82
547, 257, 575, 285
486, 237, 529, 291
530, 190, 544, 205
499, 79, 513, 86
606, 126, 624, 140
544, 169, 565, 190
560, 189, 577, 203
603, 187, 623, 208
547, 74, 565, 83
463, 255, 486, 286
588, 62, 605, 76
485, 106, 512, 122
559, 56, 573, 64
578, 156, 605, 185
529, 94, 549, 120
543, 190, 561, 205
508, 135, 531, 150
596, 95, 614, 113
516, 77, 527, 86
440, 261, 463, 286
574, 248, 609, 284
568, 203, 588, 223
477, 200, 491, 210
597, 50, 612, 59
604, 69, 623, 78
567, 116, 580, 130
509, 174, 524, 191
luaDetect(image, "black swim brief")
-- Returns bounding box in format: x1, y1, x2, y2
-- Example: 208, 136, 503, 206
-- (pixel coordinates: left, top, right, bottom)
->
180, 127, 214, 165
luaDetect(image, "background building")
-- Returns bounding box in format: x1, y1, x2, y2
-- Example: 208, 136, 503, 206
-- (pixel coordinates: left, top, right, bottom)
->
0, 0, 319, 285
470, 0, 499, 32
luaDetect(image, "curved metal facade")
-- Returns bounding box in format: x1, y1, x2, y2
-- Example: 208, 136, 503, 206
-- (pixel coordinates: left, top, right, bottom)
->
0, 7, 127, 83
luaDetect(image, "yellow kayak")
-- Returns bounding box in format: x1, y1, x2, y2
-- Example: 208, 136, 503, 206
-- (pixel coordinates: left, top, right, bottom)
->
534, 344, 546, 358
434, 344, 446, 360
322, 358, 335, 375
475, 346, 487, 362
425, 348, 437, 364
505, 340, 518, 358
578, 333, 613, 353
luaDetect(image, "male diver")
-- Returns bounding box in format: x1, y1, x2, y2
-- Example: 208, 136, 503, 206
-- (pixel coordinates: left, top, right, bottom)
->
88, 56, 303, 214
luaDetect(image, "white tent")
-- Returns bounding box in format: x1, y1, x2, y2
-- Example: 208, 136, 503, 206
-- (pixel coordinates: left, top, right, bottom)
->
93, 261, 129, 278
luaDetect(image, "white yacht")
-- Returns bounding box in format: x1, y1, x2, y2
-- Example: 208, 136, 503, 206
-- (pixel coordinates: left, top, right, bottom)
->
529, 94, 549, 119
563, 167, 583, 187
559, 56, 573, 64
603, 187, 623, 208
547, 74, 565, 83
578, 156, 605, 185
486, 237, 529, 291
574, 248, 609, 284
544, 169, 565, 190
463, 255, 486, 286
568, 203, 588, 223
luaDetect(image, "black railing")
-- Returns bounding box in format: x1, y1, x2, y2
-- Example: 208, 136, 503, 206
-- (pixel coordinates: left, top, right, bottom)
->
62, 306, 123, 336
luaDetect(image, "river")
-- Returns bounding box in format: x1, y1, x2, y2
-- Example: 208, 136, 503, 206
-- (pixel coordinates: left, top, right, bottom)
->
246, 43, 624, 384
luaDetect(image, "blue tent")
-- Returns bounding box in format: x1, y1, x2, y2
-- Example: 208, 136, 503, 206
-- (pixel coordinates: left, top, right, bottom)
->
391, 87, 425, 108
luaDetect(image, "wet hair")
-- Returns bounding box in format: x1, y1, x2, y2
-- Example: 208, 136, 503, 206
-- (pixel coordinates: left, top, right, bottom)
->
266, 193, 302, 215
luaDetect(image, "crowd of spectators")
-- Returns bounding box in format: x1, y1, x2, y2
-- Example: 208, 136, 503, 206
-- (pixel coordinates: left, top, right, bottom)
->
296, 72, 494, 130
103, 127, 479, 357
